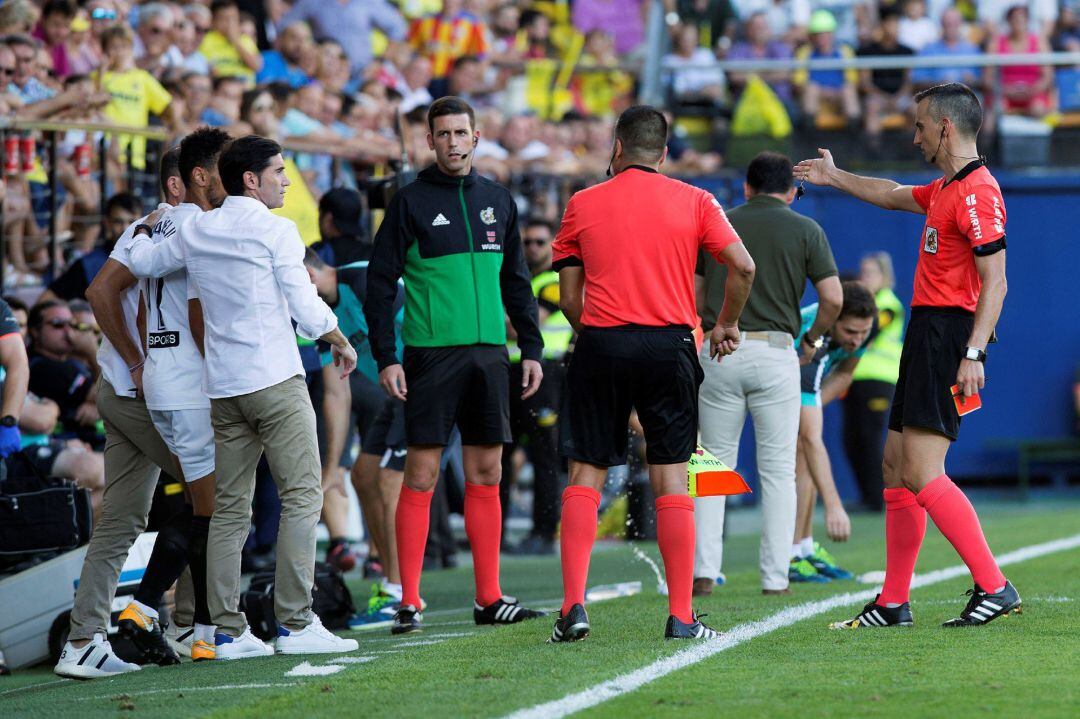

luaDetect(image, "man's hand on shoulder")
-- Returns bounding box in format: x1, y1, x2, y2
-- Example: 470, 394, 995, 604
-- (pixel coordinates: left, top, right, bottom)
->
379, 363, 408, 401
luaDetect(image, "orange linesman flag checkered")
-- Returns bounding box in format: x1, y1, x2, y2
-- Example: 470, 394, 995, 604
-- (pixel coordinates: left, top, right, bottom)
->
688, 445, 752, 498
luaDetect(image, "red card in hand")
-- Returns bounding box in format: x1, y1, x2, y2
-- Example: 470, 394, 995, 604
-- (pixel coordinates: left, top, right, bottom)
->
951, 385, 982, 416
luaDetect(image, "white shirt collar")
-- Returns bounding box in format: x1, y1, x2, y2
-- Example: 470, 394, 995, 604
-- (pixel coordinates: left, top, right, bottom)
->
222, 195, 269, 211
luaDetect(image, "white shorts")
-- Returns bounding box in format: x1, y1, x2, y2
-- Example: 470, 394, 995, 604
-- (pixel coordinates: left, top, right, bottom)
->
148, 408, 215, 482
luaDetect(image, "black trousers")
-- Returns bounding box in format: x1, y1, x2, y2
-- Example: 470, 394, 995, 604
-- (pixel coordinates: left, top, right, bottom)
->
842, 379, 896, 511
500, 360, 565, 540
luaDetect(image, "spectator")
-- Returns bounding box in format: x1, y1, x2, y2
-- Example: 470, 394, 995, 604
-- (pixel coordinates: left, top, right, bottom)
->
857, 6, 914, 143
793, 10, 859, 124
806, 0, 868, 47
65, 8, 101, 76
912, 8, 982, 90
282, 0, 407, 79
179, 70, 214, 127
81, 0, 120, 68
573, 0, 646, 55
0, 0, 39, 36
135, 2, 184, 79
199, 0, 262, 82
26, 299, 100, 443
311, 188, 371, 267
96, 24, 177, 173
1053, 4, 1080, 52
203, 74, 245, 126
572, 29, 634, 118
897, 0, 939, 51
663, 23, 726, 108
174, 5, 210, 75
727, 12, 795, 109
435, 54, 489, 106
43, 192, 141, 302
32, 0, 76, 80
315, 39, 352, 94
396, 54, 434, 113
257, 20, 313, 87
989, 4, 1054, 117
732, 0, 810, 45
979, 0, 1057, 38
409, 0, 489, 80
488, 2, 524, 62
521, 9, 556, 60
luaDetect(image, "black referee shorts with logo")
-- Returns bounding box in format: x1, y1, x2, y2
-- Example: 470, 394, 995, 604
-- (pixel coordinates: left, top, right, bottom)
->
561, 325, 704, 467
888, 307, 975, 441
402, 344, 511, 446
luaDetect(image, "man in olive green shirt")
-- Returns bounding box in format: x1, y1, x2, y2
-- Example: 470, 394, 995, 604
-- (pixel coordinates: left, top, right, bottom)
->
693, 152, 842, 596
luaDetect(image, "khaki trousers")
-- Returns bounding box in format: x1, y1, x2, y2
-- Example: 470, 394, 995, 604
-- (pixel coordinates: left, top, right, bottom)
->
694, 337, 800, 591
68, 379, 175, 641
207, 376, 322, 636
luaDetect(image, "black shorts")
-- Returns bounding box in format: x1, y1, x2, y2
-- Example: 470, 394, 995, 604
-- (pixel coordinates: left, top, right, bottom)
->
888, 307, 974, 441
361, 397, 407, 471
22, 439, 66, 476
561, 325, 703, 467
403, 345, 510, 446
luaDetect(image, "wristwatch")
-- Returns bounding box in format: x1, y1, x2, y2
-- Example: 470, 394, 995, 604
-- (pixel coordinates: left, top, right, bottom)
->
803, 334, 824, 350
0, 415, 17, 427
964, 347, 986, 363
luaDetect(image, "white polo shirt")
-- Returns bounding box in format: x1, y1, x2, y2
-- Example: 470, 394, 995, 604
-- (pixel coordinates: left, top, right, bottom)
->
125, 195, 337, 399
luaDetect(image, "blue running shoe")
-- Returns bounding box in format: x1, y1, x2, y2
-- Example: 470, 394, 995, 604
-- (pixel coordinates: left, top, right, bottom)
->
808, 543, 854, 580
789, 558, 830, 583
347, 584, 399, 631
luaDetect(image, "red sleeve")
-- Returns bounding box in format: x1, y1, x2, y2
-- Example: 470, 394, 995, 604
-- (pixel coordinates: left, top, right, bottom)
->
698, 191, 740, 260
955, 183, 1006, 248
551, 196, 582, 270
911, 180, 939, 212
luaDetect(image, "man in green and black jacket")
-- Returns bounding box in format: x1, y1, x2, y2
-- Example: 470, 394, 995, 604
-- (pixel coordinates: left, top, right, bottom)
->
364, 96, 546, 636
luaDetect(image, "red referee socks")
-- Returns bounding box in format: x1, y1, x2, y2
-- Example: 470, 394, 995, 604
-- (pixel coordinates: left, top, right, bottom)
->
465, 482, 504, 607
560, 485, 600, 616
917, 475, 1006, 592
656, 494, 695, 624
878, 487, 927, 605
396, 485, 433, 609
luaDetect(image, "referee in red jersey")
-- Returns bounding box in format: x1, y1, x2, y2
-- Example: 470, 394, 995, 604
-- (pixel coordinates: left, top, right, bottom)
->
549, 106, 755, 642
795, 82, 1021, 629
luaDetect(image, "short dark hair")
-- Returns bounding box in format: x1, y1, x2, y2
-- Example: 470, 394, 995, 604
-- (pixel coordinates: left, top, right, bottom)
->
879, 5, 902, 22
179, 126, 231, 188
614, 105, 668, 163
452, 55, 480, 71
210, 0, 238, 15
913, 82, 983, 138
217, 135, 282, 197
839, 281, 877, 320
28, 299, 65, 330
746, 151, 794, 194
213, 74, 245, 92
42, 0, 77, 20
303, 247, 328, 270
427, 96, 475, 132
68, 299, 92, 315
159, 146, 181, 196
3, 296, 28, 314
106, 191, 142, 217
523, 217, 555, 235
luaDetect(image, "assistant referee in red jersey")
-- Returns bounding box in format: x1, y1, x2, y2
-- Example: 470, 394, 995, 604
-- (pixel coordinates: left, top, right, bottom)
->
549, 106, 755, 642
795, 82, 1021, 630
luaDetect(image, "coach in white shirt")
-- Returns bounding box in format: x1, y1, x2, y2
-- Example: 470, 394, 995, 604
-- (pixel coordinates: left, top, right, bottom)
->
128, 135, 358, 658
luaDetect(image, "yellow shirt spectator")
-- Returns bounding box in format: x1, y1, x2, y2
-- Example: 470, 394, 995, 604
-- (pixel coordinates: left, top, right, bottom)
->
199, 30, 259, 83
271, 156, 321, 246
96, 67, 172, 170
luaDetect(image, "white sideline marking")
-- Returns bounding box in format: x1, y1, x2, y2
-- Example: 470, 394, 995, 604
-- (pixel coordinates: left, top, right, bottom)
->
504, 533, 1080, 719
329, 656, 376, 664
77, 683, 298, 700
286, 661, 345, 677
0, 679, 71, 697
395, 639, 447, 647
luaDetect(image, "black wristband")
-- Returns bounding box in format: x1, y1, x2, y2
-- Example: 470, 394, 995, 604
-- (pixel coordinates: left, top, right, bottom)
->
134, 223, 153, 237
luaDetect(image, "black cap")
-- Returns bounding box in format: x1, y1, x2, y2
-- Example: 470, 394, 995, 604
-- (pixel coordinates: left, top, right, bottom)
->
319, 187, 363, 237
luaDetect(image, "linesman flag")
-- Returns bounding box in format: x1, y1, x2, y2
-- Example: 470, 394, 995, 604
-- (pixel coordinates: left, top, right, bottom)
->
688, 445, 752, 498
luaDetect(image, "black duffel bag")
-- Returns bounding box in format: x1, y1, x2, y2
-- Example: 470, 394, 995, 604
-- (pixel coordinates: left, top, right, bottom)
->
0, 450, 93, 560
240, 560, 356, 640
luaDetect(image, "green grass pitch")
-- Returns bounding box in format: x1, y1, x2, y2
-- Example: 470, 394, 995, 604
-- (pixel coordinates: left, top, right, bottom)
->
2, 499, 1077, 718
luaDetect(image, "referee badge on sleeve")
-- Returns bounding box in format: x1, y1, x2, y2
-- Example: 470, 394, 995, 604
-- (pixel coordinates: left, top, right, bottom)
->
923, 226, 939, 254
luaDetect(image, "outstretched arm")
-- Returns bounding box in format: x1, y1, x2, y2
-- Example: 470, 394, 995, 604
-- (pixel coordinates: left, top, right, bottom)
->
794, 149, 924, 214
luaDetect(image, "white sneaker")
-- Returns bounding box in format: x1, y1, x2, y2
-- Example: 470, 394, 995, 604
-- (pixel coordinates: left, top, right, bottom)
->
276, 615, 359, 654
164, 623, 194, 658
54, 633, 141, 679
214, 626, 275, 660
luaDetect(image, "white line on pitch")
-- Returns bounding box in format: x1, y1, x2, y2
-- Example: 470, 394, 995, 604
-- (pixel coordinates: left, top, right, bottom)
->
0, 678, 72, 697
503, 533, 1080, 719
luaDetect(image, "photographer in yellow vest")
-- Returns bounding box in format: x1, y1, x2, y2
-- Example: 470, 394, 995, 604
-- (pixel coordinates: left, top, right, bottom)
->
842, 252, 905, 511
504, 217, 572, 555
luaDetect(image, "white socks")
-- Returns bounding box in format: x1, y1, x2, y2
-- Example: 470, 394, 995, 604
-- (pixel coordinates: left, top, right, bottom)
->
195, 623, 215, 643
381, 580, 403, 600
791, 537, 816, 560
